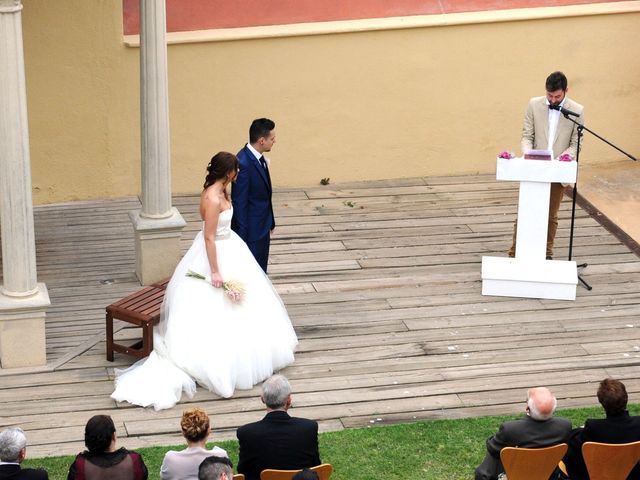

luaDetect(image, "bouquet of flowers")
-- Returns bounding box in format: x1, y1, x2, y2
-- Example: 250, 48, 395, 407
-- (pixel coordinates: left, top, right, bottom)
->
498, 151, 515, 159
558, 153, 574, 162
186, 270, 245, 303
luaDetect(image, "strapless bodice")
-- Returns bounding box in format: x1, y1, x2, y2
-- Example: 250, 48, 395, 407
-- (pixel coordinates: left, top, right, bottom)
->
203, 208, 233, 240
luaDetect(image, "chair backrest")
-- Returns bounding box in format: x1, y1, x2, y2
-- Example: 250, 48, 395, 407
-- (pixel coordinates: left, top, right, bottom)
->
582, 441, 640, 480
500, 443, 568, 480
233, 475, 245, 480
260, 463, 333, 480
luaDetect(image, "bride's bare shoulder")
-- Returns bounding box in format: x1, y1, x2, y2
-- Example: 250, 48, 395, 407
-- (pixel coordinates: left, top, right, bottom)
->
200, 187, 223, 216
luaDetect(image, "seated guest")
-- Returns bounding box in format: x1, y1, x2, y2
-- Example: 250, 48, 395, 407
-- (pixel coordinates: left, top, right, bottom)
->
161, 408, 228, 480
198, 456, 233, 480
0, 427, 48, 480
237, 375, 321, 480
292, 469, 319, 480
67, 415, 148, 480
564, 378, 640, 480
475, 387, 571, 480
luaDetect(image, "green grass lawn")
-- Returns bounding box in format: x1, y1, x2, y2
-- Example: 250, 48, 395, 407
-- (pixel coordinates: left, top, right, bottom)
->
22, 404, 640, 479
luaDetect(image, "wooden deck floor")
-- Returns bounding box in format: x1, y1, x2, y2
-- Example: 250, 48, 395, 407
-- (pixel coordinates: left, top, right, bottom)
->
1, 174, 640, 459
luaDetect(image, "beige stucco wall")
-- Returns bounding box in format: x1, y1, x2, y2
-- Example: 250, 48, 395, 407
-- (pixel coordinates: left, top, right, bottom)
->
21, 1, 640, 204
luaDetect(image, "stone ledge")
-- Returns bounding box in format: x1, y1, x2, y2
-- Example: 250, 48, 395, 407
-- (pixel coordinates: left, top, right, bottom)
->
123, 1, 640, 46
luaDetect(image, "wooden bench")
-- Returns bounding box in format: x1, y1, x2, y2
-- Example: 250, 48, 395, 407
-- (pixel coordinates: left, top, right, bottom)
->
105, 278, 170, 361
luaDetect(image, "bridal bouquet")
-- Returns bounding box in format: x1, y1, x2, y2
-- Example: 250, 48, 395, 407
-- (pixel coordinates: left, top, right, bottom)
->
186, 270, 245, 303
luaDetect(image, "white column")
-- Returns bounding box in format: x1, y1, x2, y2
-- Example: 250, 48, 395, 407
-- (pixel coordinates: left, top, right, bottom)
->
0, 0, 49, 368
130, 0, 185, 285
140, 0, 171, 218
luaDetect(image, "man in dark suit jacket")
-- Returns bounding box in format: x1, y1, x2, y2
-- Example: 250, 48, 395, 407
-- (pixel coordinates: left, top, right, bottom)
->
231, 118, 277, 273
564, 378, 640, 480
475, 387, 572, 480
237, 375, 321, 480
0, 427, 48, 480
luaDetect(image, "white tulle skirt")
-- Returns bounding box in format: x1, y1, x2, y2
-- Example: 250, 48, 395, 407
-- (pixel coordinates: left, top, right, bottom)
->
111, 230, 298, 411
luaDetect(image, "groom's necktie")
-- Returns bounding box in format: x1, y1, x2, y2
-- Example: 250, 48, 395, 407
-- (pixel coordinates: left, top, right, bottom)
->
259, 156, 272, 189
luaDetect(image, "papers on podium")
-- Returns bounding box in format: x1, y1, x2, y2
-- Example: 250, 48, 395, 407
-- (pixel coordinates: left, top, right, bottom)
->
481, 156, 578, 301
523, 149, 553, 160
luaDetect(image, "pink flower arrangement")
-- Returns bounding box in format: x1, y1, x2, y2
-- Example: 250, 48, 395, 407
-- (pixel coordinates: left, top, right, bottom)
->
558, 153, 574, 162
498, 151, 515, 159
222, 280, 245, 303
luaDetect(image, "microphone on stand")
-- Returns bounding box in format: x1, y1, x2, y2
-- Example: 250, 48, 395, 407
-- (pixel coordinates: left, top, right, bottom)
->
549, 104, 581, 117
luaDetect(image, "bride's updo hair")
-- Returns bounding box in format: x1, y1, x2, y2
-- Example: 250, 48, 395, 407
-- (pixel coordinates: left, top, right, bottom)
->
180, 407, 210, 442
203, 151, 239, 189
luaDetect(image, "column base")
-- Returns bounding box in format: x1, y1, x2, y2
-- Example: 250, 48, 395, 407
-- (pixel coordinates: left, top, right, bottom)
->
481, 256, 577, 301
0, 283, 50, 368
130, 207, 186, 285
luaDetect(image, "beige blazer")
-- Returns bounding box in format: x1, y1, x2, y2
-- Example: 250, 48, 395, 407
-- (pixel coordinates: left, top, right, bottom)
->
521, 96, 584, 159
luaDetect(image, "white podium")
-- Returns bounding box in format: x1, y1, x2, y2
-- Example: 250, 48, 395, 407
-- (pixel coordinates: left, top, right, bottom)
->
481, 157, 578, 300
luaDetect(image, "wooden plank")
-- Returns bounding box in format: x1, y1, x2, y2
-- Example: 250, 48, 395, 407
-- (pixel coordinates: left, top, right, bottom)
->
1, 173, 639, 459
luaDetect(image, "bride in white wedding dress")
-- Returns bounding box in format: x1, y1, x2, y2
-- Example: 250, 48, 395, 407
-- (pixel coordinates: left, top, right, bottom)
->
111, 152, 298, 410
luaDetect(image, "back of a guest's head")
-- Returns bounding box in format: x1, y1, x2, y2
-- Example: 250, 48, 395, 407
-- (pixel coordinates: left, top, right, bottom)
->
527, 387, 557, 421
261, 374, 291, 409
597, 378, 628, 416
198, 455, 233, 480
84, 415, 116, 453
0, 427, 27, 462
292, 468, 320, 480
181, 407, 210, 442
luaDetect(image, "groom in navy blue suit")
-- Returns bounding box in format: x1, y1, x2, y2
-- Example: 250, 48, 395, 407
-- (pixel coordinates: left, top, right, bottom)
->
232, 118, 277, 272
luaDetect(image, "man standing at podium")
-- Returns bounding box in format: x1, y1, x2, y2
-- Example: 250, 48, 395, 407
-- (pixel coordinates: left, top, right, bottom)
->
508, 71, 584, 260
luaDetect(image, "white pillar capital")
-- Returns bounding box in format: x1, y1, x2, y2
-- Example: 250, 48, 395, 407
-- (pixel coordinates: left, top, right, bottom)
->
0, 0, 22, 14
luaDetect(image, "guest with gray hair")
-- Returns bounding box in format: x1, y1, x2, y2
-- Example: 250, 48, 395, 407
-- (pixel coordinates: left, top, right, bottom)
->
237, 375, 320, 480
261, 373, 292, 409
0, 427, 48, 479
474, 387, 571, 480
198, 456, 233, 480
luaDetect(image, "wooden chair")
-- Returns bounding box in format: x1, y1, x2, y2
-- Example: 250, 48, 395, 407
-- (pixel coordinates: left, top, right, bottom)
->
582, 441, 640, 480
233, 475, 245, 480
260, 463, 333, 480
500, 443, 568, 480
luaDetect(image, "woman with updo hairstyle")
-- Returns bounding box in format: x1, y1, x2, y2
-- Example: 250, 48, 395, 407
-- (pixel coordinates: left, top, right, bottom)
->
112, 151, 297, 410
203, 151, 239, 190
160, 408, 227, 480
67, 415, 148, 480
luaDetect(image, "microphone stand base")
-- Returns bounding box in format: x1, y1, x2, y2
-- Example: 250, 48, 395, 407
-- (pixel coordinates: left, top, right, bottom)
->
577, 262, 592, 290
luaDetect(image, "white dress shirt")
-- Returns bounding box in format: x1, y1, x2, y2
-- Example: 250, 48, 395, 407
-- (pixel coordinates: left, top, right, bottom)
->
546, 98, 566, 153
247, 143, 262, 162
